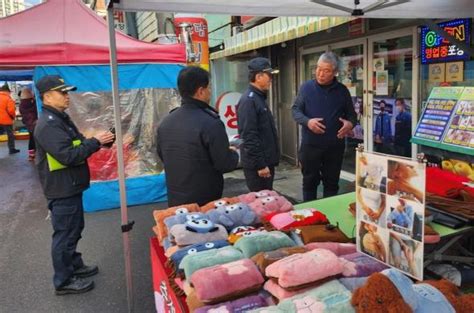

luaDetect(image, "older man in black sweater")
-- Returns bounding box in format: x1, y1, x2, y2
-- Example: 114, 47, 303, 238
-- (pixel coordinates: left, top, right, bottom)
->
292, 52, 357, 201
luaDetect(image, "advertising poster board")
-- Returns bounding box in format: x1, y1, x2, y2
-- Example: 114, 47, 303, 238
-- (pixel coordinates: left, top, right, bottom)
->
442, 87, 474, 149
412, 86, 474, 155
356, 151, 426, 280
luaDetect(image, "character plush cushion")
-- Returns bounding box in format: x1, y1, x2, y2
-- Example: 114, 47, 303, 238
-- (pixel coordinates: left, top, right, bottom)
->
169, 240, 230, 275
228, 226, 267, 244
194, 294, 268, 313
352, 268, 459, 313
191, 259, 265, 303
251, 246, 307, 274
340, 252, 388, 277
239, 190, 280, 204
208, 202, 258, 231
295, 224, 351, 244
152, 203, 200, 243
234, 231, 296, 258
251, 280, 354, 313
169, 221, 228, 246
200, 197, 240, 213
164, 212, 208, 233
264, 208, 329, 230
249, 196, 293, 218
305, 242, 357, 256
180, 246, 244, 279
265, 249, 348, 289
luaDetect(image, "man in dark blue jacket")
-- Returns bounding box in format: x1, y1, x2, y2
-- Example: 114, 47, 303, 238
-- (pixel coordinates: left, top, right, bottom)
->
157, 66, 239, 206
34, 75, 115, 294
237, 58, 280, 192
292, 52, 357, 201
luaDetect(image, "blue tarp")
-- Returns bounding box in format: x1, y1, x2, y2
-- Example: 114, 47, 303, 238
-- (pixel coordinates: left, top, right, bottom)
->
0, 69, 33, 81
83, 174, 168, 212
33, 64, 183, 212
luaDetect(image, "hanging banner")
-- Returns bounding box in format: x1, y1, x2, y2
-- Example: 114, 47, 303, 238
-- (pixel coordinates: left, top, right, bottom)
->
356, 151, 426, 281
175, 15, 209, 70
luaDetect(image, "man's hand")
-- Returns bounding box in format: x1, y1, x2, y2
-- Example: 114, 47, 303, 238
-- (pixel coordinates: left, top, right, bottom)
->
307, 118, 326, 134
258, 167, 272, 178
94, 131, 115, 146
337, 118, 353, 139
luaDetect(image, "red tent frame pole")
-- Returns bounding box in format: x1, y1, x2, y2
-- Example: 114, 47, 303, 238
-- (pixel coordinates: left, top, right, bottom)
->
107, 4, 134, 313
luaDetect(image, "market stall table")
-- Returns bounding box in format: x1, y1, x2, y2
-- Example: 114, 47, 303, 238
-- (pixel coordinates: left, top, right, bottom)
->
295, 192, 474, 267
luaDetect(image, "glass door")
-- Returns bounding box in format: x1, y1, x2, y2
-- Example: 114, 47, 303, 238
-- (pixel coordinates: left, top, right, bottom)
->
368, 32, 414, 157
331, 41, 366, 175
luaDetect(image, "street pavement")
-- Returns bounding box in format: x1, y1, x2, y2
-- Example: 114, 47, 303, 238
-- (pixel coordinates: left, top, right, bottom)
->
0, 140, 353, 313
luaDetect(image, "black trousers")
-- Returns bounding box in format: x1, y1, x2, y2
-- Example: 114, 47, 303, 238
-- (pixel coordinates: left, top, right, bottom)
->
0, 124, 16, 151
48, 193, 85, 288
243, 166, 275, 192
299, 143, 345, 201
28, 130, 35, 150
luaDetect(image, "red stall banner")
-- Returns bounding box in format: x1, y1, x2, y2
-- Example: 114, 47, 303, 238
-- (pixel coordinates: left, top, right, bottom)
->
150, 238, 189, 313
174, 15, 209, 70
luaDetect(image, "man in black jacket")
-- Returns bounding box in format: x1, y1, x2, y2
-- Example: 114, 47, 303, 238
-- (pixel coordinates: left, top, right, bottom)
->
157, 66, 239, 206
34, 75, 114, 295
237, 57, 280, 192
292, 52, 357, 201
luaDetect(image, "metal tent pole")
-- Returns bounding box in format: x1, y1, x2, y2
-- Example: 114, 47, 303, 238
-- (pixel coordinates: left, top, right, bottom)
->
106, 4, 134, 313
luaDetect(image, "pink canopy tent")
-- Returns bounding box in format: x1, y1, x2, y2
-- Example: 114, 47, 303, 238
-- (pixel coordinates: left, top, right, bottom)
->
0, 0, 186, 68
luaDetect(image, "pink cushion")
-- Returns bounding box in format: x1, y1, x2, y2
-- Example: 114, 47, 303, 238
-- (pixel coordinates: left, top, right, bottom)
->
305, 242, 357, 256
191, 259, 264, 303
238, 190, 280, 204
249, 196, 293, 218
265, 209, 329, 230
265, 249, 345, 288
263, 279, 315, 301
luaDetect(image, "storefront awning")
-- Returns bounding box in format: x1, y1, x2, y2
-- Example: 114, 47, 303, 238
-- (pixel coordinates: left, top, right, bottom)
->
210, 16, 352, 59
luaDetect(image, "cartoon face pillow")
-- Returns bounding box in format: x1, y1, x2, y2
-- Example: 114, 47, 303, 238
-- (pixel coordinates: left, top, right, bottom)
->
185, 217, 218, 233
169, 223, 229, 246
238, 190, 280, 204
170, 240, 230, 272
228, 226, 267, 244
199, 197, 240, 213
249, 195, 294, 218
152, 203, 200, 243
164, 212, 208, 232
208, 202, 258, 231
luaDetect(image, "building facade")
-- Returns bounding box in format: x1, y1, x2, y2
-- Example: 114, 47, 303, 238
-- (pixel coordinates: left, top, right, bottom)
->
210, 17, 474, 180
0, 0, 25, 17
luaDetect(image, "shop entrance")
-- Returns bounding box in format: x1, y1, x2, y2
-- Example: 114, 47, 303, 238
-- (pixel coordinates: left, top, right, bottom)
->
299, 28, 416, 178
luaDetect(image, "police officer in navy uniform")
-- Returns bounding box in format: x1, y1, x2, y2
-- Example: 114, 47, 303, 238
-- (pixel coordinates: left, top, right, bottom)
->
34, 75, 115, 295
237, 57, 280, 192
157, 66, 239, 206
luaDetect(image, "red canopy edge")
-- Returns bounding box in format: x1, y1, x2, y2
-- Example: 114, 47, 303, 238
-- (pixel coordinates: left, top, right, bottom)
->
0, 0, 186, 67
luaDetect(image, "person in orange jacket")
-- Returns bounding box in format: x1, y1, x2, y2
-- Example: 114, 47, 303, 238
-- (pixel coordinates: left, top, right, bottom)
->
0, 82, 19, 154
